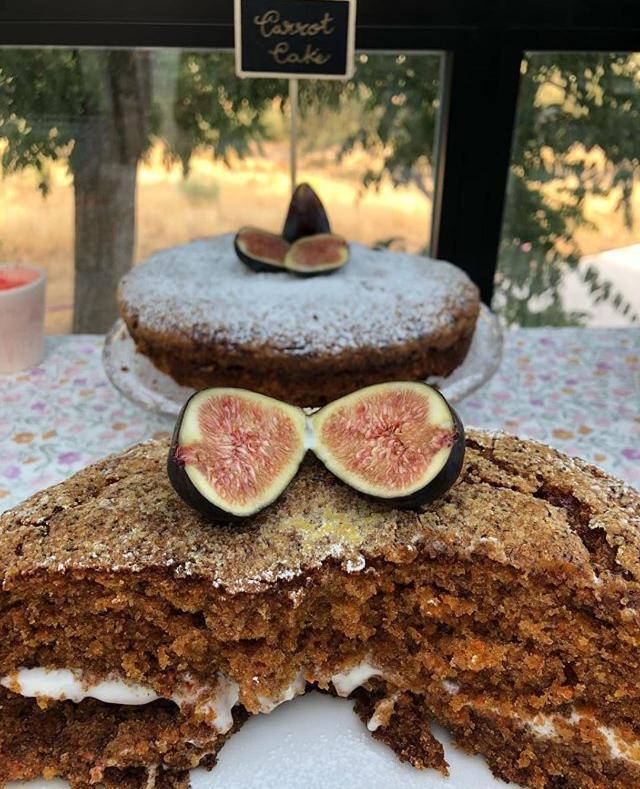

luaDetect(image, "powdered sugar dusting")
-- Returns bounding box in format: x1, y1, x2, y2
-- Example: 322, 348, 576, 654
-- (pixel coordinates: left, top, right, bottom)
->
119, 235, 478, 356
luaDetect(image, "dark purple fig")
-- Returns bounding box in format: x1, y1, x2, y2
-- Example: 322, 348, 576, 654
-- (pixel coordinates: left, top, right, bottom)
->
310, 382, 465, 508
284, 234, 349, 277
168, 387, 307, 521
234, 227, 289, 273
282, 183, 331, 243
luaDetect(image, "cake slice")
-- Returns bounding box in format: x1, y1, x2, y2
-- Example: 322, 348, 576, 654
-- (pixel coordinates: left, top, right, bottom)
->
0, 431, 638, 788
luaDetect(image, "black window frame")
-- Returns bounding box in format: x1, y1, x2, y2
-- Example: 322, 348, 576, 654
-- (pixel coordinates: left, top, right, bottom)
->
2, 0, 640, 303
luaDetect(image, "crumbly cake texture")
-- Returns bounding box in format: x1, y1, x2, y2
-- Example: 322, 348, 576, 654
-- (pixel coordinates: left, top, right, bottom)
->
117, 236, 480, 405
1, 431, 639, 788
0, 687, 241, 788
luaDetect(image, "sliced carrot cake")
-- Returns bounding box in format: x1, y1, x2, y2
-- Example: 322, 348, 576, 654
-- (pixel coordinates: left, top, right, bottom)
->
0, 431, 638, 787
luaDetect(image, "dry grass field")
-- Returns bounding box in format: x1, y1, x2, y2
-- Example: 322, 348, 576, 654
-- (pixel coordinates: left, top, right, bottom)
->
1, 140, 638, 333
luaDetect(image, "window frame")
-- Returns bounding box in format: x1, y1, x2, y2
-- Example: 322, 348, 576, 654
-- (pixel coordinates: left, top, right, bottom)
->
2, 0, 640, 302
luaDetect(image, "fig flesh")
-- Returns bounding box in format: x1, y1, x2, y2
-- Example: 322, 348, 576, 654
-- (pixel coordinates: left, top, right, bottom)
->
310, 382, 464, 507
168, 388, 307, 520
234, 227, 289, 273
282, 183, 331, 243
284, 234, 349, 277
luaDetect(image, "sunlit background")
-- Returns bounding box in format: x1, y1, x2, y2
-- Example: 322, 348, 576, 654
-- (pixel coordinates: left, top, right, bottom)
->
1, 50, 639, 333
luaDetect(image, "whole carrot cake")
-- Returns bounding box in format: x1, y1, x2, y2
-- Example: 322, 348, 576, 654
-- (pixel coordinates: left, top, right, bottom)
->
117, 236, 480, 406
1, 430, 638, 788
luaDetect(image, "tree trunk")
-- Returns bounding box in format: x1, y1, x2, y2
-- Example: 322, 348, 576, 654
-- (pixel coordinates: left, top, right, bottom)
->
70, 50, 151, 334
72, 156, 138, 333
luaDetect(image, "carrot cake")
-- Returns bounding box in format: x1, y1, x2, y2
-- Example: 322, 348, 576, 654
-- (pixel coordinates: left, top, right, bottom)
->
117, 236, 480, 406
0, 430, 638, 787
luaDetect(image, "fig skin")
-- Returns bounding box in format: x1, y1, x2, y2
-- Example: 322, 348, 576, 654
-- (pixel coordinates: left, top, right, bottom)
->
282, 183, 331, 243
310, 383, 465, 510
284, 234, 349, 278
234, 227, 289, 274
167, 389, 307, 522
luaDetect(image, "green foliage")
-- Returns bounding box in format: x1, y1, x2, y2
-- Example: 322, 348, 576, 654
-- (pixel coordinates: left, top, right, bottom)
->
165, 52, 283, 172
297, 54, 440, 196
494, 53, 640, 325
1, 48, 638, 326
344, 52, 640, 324
0, 49, 159, 194
0, 49, 282, 188
0, 49, 91, 194
295, 51, 640, 324
344, 54, 440, 197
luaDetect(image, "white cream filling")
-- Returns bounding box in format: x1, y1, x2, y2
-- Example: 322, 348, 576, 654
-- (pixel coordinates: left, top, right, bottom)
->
367, 691, 400, 732
6, 665, 638, 765
257, 670, 307, 713
1, 659, 384, 732
329, 659, 382, 697
0, 668, 160, 706
525, 710, 640, 765
171, 672, 239, 733
1, 668, 239, 734
441, 679, 460, 696
597, 719, 630, 761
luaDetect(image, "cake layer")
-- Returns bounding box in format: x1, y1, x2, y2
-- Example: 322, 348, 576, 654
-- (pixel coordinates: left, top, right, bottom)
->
127, 321, 476, 406
0, 431, 638, 787
117, 236, 480, 405
355, 680, 640, 788
0, 686, 238, 788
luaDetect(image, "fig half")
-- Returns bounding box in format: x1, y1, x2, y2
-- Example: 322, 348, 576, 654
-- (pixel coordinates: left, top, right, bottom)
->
282, 183, 331, 243
310, 382, 465, 508
168, 388, 307, 520
234, 227, 289, 273
284, 234, 349, 277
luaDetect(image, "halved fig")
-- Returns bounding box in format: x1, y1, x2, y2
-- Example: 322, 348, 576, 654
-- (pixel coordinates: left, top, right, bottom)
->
284, 234, 349, 277
310, 382, 464, 507
282, 183, 331, 243
234, 227, 289, 273
168, 388, 307, 520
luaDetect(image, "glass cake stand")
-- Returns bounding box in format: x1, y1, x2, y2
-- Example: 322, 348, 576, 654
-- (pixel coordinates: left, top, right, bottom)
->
103, 304, 503, 417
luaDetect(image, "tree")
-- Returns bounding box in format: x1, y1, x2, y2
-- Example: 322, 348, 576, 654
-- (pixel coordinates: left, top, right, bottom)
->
298, 53, 441, 200
0, 49, 152, 332
0, 50, 280, 332
495, 53, 640, 325
315, 52, 639, 325
1, 50, 638, 329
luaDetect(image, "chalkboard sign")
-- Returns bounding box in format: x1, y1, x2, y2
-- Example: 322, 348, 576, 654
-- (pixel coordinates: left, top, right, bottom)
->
234, 0, 356, 80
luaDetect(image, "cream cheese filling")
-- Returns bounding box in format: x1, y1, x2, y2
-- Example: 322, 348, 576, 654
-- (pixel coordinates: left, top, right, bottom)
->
526, 710, 640, 765
256, 670, 307, 713
0, 668, 160, 706
329, 660, 382, 697
8, 664, 638, 766
0, 668, 239, 734
1, 659, 384, 734
5, 664, 639, 765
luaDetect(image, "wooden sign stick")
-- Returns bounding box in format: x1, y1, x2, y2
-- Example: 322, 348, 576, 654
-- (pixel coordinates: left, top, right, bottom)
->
289, 77, 299, 194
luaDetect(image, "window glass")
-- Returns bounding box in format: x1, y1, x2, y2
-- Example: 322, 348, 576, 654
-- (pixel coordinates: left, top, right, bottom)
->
495, 52, 640, 326
0, 49, 442, 334
294, 53, 440, 254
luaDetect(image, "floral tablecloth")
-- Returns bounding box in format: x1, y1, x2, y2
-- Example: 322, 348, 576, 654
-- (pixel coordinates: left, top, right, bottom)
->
0, 328, 638, 513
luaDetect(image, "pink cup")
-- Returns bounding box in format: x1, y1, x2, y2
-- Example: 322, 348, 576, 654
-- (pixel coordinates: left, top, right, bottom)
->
0, 265, 46, 374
